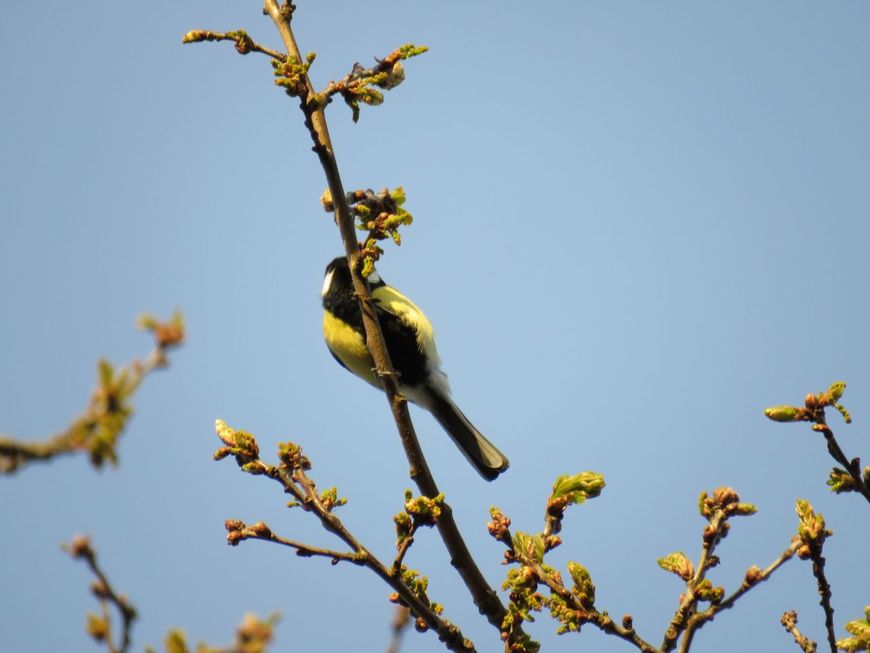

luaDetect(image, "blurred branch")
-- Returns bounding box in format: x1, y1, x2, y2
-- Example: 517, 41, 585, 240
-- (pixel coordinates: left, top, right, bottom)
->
63, 535, 137, 653
386, 605, 411, 653
0, 312, 184, 475
213, 420, 475, 653
764, 381, 870, 505
155, 613, 280, 653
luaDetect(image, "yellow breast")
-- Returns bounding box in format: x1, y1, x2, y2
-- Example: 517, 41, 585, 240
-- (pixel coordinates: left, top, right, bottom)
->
323, 310, 379, 387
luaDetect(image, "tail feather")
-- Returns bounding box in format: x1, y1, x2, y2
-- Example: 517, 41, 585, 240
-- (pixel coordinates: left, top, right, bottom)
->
426, 393, 509, 481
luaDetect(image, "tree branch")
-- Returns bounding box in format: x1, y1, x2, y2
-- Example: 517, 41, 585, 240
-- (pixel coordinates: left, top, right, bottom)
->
805, 536, 837, 653
63, 536, 137, 653
260, 0, 512, 636
781, 611, 818, 653
386, 605, 411, 653
814, 424, 870, 505
215, 424, 476, 652
0, 312, 183, 474
678, 539, 801, 652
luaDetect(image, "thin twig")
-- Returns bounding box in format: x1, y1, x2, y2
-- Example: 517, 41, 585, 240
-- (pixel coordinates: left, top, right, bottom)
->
781, 610, 818, 653
678, 540, 802, 652
260, 0, 512, 638
182, 29, 287, 60
814, 424, 870, 504
806, 540, 837, 653
393, 534, 416, 572
220, 444, 477, 653
227, 521, 367, 564
386, 605, 412, 653
662, 509, 728, 652
522, 558, 660, 652
63, 536, 137, 653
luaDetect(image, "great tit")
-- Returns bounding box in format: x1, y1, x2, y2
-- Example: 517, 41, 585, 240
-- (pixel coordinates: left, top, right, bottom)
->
321, 256, 509, 480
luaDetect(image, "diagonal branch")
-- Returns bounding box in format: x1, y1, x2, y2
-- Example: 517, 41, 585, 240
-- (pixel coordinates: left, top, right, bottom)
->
677, 539, 801, 652
814, 424, 870, 505
216, 428, 477, 652
260, 0, 512, 637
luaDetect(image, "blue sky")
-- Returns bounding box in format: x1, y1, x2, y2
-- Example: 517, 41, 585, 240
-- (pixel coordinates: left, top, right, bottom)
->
1, 2, 869, 652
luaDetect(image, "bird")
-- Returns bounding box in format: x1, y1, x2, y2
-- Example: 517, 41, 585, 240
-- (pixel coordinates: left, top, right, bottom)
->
321, 255, 509, 480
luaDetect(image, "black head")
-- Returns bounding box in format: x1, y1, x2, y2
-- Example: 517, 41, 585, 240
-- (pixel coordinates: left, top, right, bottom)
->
322, 256, 353, 306
323, 256, 385, 295
322, 256, 386, 320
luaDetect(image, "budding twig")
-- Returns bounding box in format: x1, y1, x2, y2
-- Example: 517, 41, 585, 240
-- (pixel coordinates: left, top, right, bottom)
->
63, 536, 137, 653
257, 0, 514, 640
214, 421, 476, 652
0, 312, 183, 474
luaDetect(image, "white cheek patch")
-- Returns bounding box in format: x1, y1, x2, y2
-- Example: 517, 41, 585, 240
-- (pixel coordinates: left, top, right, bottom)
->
367, 271, 381, 284
321, 269, 335, 297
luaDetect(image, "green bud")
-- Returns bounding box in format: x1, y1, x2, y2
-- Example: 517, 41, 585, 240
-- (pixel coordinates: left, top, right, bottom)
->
827, 467, 856, 493
164, 629, 189, 653
657, 552, 695, 581
391, 186, 406, 205
215, 418, 235, 445
232, 430, 259, 458
512, 532, 545, 563
827, 381, 846, 402
394, 511, 412, 540
795, 499, 831, 545
731, 502, 758, 516
567, 562, 595, 608
836, 606, 870, 652
397, 44, 429, 59
834, 402, 852, 424
551, 472, 605, 503
763, 405, 802, 422
86, 613, 109, 641
240, 461, 265, 475
695, 578, 724, 604
181, 30, 208, 44
98, 359, 114, 386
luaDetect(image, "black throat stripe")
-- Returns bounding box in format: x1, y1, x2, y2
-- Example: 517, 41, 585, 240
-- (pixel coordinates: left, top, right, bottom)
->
323, 258, 430, 389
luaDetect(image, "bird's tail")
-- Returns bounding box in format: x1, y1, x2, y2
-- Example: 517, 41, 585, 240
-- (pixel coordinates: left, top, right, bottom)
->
425, 391, 509, 481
